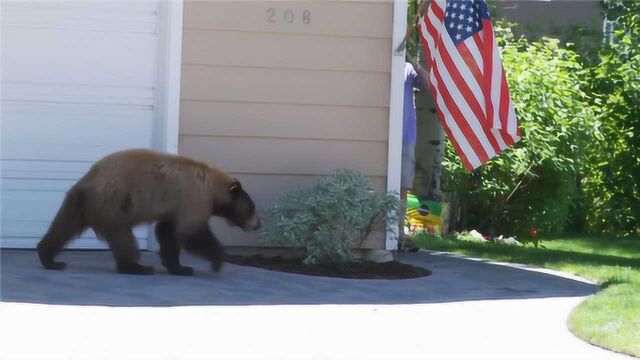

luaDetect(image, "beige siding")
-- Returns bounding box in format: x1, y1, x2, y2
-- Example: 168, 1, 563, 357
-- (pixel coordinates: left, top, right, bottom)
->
183, 29, 392, 73
179, 1, 393, 248
182, 137, 388, 176
181, 101, 388, 141
181, 66, 390, 107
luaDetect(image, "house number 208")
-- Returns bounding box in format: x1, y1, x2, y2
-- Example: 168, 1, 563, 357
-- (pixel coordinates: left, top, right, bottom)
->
267, 8, 311, 25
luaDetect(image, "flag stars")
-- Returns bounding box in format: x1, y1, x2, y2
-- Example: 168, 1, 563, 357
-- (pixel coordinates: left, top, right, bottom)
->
445, 0, 485, 44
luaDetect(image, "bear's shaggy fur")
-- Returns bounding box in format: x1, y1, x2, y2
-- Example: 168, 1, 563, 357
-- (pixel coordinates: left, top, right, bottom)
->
37, 149, 260, 275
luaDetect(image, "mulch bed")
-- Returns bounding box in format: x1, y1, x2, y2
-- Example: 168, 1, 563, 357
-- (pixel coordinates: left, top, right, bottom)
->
225, 254, 431, 279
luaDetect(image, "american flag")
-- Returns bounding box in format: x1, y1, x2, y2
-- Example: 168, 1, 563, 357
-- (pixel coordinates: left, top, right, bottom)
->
417, 0, 520, 171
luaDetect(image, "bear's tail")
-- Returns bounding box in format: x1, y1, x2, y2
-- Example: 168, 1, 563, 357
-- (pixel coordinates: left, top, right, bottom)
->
37, 187, 87, 269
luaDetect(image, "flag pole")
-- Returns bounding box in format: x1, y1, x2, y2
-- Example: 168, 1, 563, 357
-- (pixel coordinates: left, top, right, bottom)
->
394, 0, 431, 54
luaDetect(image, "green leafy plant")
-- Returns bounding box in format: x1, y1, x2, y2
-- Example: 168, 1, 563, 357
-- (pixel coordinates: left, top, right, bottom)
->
259, 169, 401, 265
581, 0, 640, 236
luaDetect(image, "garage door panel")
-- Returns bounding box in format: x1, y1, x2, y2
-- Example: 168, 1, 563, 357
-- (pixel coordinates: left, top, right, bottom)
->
2, 106, 154, 162
1, 179, 78, 191
2, 102, 154, 163
1, 190, 149, 237
2, 161, 92, 181
2, 105, 153, 145
2, 189, 66, 223
2, 222, 149, 241
2, 83, 156, 107
2, 102, 152, 117
1, 2, 157, 87
1, 1, 157, 33
2, 29, 157, 87
2, 143, 151, 164
2, 196, 149, 241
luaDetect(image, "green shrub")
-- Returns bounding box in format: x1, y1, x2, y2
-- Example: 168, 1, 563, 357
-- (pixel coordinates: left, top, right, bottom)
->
581, 0, 640, 236
259, 169, 401, 265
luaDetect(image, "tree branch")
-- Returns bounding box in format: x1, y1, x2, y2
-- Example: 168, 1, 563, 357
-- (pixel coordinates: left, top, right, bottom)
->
505, 163, 535, 204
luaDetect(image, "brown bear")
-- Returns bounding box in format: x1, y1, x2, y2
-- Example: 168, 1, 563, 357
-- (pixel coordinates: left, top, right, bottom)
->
36, 149, 260, 275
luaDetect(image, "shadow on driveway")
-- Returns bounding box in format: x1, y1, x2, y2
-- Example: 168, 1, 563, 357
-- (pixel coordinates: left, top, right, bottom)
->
1, 250, 598, 306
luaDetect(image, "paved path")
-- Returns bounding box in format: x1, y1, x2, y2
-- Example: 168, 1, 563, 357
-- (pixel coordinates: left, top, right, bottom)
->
0, 250, 631, 359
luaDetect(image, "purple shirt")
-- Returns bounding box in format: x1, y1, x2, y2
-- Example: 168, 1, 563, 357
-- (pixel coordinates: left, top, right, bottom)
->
403, 62, 422, 145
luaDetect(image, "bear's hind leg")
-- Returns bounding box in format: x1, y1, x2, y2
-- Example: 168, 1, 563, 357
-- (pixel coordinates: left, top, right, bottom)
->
156, 221, 193, 276
180, 224, 225, 272
96, 226, 154, 275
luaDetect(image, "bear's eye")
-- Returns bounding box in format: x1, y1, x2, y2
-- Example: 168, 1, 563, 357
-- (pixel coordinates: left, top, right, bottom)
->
229, 181, 242, 193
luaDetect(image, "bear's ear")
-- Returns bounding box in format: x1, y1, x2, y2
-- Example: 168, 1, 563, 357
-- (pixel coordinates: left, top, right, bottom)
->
229, 180, 242, 194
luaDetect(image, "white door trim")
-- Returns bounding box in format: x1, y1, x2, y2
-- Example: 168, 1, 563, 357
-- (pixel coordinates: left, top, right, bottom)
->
155, 0, 183, 156
147, 0, 184, 251
385, 0, 408, 251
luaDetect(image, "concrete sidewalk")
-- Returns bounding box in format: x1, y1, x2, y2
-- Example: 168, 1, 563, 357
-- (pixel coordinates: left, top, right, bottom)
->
0, 250, 631, 360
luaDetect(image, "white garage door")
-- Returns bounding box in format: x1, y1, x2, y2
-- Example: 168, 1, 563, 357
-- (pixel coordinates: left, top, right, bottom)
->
1, 1, 175, 249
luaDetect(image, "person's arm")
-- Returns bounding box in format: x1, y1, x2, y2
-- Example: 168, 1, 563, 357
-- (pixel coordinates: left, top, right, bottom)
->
407, 54, 431, 92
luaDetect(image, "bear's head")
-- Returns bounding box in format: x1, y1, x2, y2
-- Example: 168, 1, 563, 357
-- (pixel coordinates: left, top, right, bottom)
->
214, 180, 260, 231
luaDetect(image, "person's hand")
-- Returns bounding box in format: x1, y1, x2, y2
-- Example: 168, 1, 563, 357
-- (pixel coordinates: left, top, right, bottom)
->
407, 54, 430, 73
407, 54, 431, 92
406, 54, 418, 69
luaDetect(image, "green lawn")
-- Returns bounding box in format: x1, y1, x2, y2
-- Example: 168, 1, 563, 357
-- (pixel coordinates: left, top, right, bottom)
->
414, 234, 640, 357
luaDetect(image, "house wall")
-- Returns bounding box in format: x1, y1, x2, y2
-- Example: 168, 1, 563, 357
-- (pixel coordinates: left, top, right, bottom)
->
179, 1, 395, 247
493, 0, 603, 53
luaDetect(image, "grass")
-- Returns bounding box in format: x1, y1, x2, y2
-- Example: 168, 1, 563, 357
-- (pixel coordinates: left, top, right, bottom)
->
414, 234, 640, 357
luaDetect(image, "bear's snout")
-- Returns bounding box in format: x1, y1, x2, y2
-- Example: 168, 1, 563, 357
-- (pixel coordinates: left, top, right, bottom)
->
244, 214, 261, 231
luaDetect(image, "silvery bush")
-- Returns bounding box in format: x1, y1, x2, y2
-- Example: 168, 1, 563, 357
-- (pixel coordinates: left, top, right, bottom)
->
259, 169, 401, 265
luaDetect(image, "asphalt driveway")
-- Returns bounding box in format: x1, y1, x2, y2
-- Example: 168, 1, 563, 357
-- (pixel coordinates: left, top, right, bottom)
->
1, 249, 596, 306
0, 250, 630, 359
